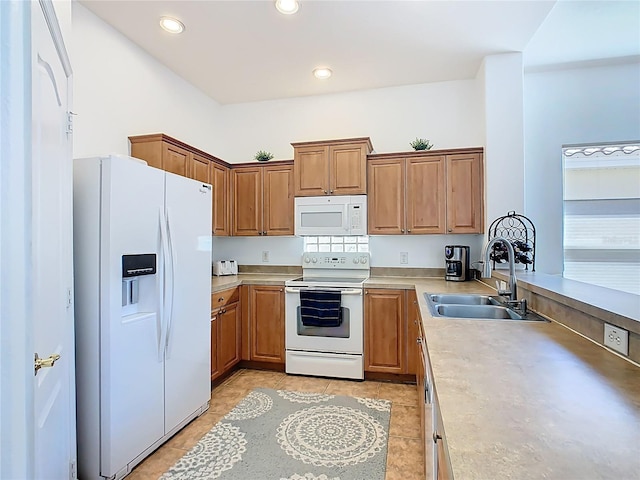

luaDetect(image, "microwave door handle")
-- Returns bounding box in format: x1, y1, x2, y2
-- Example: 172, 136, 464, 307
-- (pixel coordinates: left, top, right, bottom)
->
345, 204, 350, 232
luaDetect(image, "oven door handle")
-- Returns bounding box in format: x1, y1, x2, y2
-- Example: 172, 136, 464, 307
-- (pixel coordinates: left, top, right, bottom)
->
285, 287, 362, 296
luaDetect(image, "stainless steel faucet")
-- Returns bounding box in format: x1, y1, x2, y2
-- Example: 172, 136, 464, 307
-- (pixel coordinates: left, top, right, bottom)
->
482, 237, 518, 303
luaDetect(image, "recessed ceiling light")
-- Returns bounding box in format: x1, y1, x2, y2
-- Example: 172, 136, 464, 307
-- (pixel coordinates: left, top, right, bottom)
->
313, 67, 332, 80
275, 0, 299, 15
159, 16, 185, 34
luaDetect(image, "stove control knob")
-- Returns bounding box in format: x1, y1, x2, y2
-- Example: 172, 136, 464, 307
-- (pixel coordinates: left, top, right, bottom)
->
353, 258, 359, 264
304, 256, 311, 263
312, 258, 318, 263
360, 256, 368, 264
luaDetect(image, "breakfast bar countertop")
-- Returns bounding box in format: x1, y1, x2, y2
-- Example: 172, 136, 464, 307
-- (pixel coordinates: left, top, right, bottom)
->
410, 279, 640, 480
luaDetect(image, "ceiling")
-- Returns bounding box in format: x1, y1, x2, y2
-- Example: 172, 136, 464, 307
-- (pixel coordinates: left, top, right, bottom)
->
79, 0, 640, 105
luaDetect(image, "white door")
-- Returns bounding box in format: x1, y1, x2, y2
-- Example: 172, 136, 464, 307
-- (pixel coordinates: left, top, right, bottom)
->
31, 1, 76, 478
163, 173, 212, 431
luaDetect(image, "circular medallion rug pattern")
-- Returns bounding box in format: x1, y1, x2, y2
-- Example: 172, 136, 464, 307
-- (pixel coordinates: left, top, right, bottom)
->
276, 404, 386, 467
160, 387, 391, 480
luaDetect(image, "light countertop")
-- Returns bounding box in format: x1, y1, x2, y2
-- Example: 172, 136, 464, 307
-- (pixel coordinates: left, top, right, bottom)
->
212, 273, 640, 478
412, 280, 640, 480
210, 273, 300, 292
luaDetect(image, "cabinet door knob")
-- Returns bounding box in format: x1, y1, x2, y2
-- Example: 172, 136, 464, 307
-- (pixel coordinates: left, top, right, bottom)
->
417, 337, 422, 344
263, 231, 267, 235
323, 190, 328, 194
401, 229, 405, 233
407, 229, 411, 233
448, 228, 452, 232
330, 190, 333, 194
433, 432, 442, 443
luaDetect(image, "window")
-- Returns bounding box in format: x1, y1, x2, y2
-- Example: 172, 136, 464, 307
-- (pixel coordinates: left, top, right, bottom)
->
303, 236, 369, 253
562, 142, 640, 295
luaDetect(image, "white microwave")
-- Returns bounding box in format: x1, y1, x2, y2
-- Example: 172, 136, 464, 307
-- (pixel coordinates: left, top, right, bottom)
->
295, 195, 367, 236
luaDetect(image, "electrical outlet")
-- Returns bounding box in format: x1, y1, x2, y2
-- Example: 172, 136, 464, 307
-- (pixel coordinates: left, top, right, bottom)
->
400, 252, 408, 264
262, 251, 270, 263
604, 323, 629, 356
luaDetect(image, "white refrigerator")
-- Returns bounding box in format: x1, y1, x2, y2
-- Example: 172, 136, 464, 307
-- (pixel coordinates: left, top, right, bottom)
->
73, 155, 212, 480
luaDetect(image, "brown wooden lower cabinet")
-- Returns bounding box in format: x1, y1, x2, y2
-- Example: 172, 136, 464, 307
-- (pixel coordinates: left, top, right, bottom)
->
364, 288, 418, 375
248, 285, 285, 363
210, 287, 241, 381
416, 298, 452, 480
407, 290, 420, 375
364, 288, 406, 373
433, 391, 453, 480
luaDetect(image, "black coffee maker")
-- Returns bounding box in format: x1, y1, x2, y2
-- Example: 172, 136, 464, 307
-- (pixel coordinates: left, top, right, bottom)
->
445, 245, 470, 281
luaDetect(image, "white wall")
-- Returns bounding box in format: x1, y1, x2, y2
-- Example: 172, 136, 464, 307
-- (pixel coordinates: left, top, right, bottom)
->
482, 53, 526, 226
215, 80, 484, 163
213, 234, 485, 269
370, 235, 485, 269
71, 3, 224, 158
524, 60, 640, 274
212, 236, 304, 266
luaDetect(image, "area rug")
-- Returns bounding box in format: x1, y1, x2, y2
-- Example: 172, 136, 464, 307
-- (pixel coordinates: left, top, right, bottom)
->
160, 388, 391, 480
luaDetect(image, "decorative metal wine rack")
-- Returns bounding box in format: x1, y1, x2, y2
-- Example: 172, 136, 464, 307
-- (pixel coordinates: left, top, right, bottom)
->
487, 211, 536, 271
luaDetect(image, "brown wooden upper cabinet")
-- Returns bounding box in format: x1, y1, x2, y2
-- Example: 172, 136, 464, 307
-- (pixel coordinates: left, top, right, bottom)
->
368, 155, 446, 235
367, 148, 484, 234
445, 152, 484, 234
292, 138, 373, 196
129, 133, 231, 236
231, 163, 294, 236
210, 162, 230, 236
191, 152, 211, 184
130, 133, 200, 178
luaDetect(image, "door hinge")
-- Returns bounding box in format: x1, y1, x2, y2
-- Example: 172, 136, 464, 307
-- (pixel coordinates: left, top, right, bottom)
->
67, 288, 73, 308
69, 460, 77, 480
66, 111, 77, 136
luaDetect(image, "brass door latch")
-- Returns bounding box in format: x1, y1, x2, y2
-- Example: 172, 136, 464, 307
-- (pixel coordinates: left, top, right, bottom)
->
34, 353, 61, 375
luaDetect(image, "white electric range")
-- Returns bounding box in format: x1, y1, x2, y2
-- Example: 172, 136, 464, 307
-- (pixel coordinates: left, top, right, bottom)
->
284, 252, 370, 380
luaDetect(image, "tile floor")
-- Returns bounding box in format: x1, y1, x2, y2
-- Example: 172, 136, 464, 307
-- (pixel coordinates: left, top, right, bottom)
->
127, 369, 425, 480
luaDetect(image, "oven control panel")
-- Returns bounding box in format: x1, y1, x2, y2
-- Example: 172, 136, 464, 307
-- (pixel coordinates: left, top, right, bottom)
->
302, 252, 370, 269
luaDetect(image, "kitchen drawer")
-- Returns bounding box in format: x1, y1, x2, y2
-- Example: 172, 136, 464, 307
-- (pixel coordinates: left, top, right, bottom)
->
211, 287, 240, 310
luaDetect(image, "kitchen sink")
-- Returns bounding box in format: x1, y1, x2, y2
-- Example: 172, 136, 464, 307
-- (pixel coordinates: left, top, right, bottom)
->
428, 294, 501, 306
425, 292, 548, 321
435, 304, 525, 319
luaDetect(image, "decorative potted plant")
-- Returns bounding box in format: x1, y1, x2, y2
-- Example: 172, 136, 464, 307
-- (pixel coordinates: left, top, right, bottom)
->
254, 150, 274, 162
409, 138, 434, 151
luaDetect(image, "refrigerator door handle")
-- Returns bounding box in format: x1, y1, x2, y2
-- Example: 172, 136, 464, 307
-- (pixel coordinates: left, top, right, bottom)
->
158, 208, 168, 362
164, 207, 176, 359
